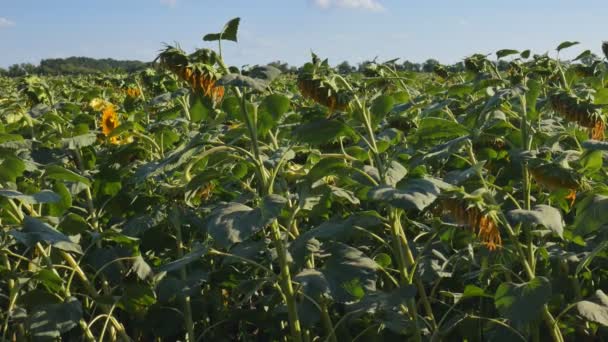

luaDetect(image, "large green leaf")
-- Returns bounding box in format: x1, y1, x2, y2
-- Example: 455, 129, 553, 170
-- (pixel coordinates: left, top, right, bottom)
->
203, 17, 240, 42
0, 189, 60, 205
576, 290, 608, 327
412, 117, 469, 145
258, 94, 290, 136
494, 277, 552, 327
207, 195, 287, 248
573, 194, 608, 235
370, 95, 394, 125
290, 212, 382, 266
321, 242, 378, 303
294, 119, 357, 145
11, 216, 82, 254
368, 177, 449, 211
25, 297, 83, 339
44, 165, 90, 187
508, 205, 564, 238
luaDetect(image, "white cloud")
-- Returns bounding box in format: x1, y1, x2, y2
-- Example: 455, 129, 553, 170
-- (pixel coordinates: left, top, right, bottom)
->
160, 0, 178, 8
0, 17, 15, 28
311, 0, 384, 12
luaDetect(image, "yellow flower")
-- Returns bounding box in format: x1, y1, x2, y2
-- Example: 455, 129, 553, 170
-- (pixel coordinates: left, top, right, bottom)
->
101, 106, 120, 144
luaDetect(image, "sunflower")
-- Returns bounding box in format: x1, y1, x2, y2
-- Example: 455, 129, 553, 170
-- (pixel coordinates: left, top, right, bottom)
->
439, 198, 502, 251
101, 105, 120, 144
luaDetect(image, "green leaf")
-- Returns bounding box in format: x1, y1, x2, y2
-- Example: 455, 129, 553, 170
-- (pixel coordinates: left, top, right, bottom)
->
119, 284, 156, 314
62, 132, 97, 149
258, 94, 290, 136
348, 285, 416, 313
156, 243, 209, 274
294, 119, 357, 145
0, 156, 25, 183
294, 269, 330, 327
594, 88, 608, 105
573, 194, 608, 235
370, 95, 394, 125
207, 195, 287, 248
10, 216, 83, 254
556, 41, 579, 52
290, 212, 381, 267
575, 241, 608, 276
58, 213, 89, 235
413, 117, 469, 145
508, 205, 564, 238
307, 157, 348, 182
203, 17, 240, 42
462, 285, 492, 300
576, 290, 608, 327
322, 242, 378, 303
48, 182, 72, 216
496, 49, 519, 59
26, 297, 83, 339
221, 96, 241, 120
385, 160, 407, 186
45, 165, 91, 187
0, 189, 61, 205
579, 150, 603, 173
189, 93, 210, 122
494, 277, 552, 327
368, 177, 449, 211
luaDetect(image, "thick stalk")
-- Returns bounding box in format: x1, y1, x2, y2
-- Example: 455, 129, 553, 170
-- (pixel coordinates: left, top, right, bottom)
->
171, 207, 195, 342
270, 221, 302, 342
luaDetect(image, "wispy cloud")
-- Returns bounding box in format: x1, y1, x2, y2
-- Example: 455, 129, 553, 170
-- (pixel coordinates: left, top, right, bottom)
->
311, 0, 385, 12
0, 17, 15, 28
160, 0, 178, 8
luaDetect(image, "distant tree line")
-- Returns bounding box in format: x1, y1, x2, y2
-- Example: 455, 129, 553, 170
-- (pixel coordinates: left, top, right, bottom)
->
0, 57, 149, 77
0, 56, 519, 78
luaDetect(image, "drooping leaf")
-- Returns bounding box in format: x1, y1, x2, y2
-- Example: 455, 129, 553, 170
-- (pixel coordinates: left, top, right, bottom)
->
321, 242, 378, 303
207, 195, 287, 248
10, 216, 82, 254
508, 205, 564, 238
576, 290, 608, 327
26, 297, 83, 339
44, 165, 91, 187
0, 189, 61, 205
368, 177, 449, 211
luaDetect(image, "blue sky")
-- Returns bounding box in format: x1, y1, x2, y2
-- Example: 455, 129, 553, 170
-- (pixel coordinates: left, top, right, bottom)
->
1, 0, 606, 68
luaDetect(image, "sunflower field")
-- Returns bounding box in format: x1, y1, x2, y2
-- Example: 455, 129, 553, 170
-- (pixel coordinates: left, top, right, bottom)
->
1, 18, 608, 341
